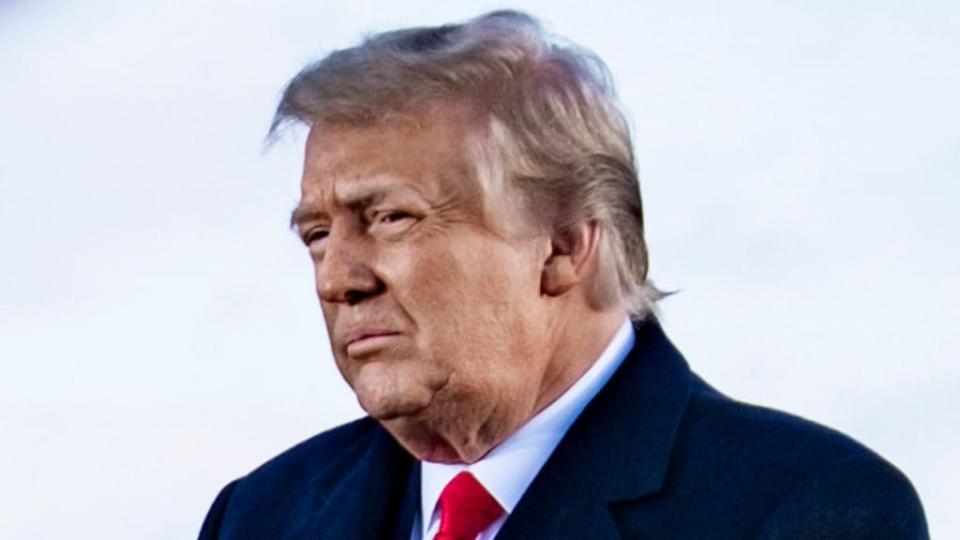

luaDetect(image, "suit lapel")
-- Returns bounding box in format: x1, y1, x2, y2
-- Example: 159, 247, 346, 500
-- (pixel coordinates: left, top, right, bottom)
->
310, 427, 418, 540
496, 320, 693, 539
389, 460, 421, 540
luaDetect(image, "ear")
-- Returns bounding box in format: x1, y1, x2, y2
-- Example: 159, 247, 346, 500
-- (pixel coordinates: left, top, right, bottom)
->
541, 220, 602, 297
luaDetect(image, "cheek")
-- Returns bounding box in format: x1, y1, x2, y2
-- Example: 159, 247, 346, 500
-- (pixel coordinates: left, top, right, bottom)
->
396, 241, 520, 313
385, 237, 543, 363
319, 305, 350, 373
318, 297, 338, 345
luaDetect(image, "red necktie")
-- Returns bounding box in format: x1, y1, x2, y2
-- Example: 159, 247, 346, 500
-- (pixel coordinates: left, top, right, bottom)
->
434, 471, 505, 540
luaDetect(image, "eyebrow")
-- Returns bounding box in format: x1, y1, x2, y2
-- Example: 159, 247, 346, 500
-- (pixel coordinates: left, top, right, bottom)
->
289, 205, 324, 230
288, 182, 422, 229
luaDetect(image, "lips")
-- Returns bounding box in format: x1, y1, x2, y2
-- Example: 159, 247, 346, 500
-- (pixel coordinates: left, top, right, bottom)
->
343, 329, 398, 346
341, 328, 402, 356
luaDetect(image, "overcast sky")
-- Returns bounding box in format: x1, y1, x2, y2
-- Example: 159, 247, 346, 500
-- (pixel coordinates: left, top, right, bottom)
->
1, 1, 957, 538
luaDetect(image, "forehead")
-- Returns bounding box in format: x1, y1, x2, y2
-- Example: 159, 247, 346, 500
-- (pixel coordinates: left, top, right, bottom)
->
299, 106, 486, 208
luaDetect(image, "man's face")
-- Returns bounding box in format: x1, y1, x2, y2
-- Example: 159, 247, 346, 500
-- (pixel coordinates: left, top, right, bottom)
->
294, 106, 557, 463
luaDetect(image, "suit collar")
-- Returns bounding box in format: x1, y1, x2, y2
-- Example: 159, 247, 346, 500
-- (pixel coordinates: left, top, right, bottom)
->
496, 318, 694, 539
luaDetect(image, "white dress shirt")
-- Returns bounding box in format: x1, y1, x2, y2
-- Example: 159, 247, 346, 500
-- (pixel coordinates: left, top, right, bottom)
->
411, 318, 636, 540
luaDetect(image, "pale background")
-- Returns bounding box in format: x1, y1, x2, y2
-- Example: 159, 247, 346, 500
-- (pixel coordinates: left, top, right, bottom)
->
1, 1, 957, 538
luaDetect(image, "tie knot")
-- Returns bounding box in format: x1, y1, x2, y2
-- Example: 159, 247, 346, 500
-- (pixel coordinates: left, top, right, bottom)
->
435, 471, 504, 540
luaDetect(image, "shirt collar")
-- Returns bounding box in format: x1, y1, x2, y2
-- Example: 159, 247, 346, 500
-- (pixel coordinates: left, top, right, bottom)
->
420, 318, 635, 537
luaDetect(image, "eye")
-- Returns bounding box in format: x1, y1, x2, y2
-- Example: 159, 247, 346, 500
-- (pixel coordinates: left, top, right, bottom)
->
378, 211, 414, 224
303, 227, 329, 246
368, 210, 417, 237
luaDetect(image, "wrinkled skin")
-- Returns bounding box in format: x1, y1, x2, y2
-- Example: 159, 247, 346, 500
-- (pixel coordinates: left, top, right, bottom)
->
293, 105, 623, 463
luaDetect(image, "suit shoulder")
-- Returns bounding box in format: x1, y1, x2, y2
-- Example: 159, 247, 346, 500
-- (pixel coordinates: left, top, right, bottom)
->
643, 377, 926, 540
667, 381, 927, 537
199, 417, 385, 538
756, 451, 929, 539
242, 416, 380, 486
219, 416, 381, 510
683, 380, 878, 467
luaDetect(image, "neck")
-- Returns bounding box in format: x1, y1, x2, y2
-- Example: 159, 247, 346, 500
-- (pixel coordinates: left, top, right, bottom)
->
529, 306, 628, 421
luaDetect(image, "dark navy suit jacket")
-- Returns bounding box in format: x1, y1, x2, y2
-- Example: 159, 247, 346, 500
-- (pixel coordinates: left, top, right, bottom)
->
199, 321, 928, 539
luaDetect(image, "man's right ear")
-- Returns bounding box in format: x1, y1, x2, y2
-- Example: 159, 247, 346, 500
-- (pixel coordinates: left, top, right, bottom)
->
541, 220, 601, 297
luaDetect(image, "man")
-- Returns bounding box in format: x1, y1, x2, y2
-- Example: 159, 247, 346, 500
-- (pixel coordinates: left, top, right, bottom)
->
200, 11, 927, 539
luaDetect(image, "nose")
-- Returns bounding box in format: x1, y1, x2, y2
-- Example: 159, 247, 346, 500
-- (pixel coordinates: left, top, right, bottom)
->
315, 232, 384, 305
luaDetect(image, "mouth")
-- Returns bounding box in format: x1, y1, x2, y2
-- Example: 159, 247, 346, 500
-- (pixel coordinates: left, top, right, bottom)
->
344, 331, 402, 357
